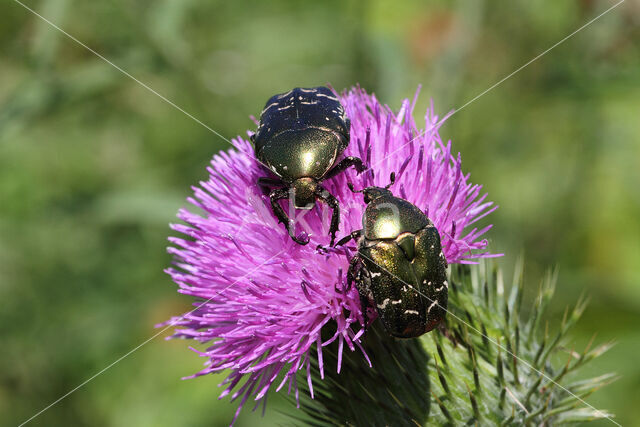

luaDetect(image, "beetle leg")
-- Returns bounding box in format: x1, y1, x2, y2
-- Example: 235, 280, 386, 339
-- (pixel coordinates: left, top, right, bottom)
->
347, 255, 369, 328
324, 156, 367, 180
360, 293, 371, 331
315, 186, 340, 246
346, 255, 360, 291
347, 256, 373, 330
335, 229, 363, 248
257, 176, 283, 195
269, 188, 309, 245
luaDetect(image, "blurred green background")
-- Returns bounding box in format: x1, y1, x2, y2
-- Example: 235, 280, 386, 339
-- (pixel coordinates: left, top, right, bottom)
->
1, 0, 638, 425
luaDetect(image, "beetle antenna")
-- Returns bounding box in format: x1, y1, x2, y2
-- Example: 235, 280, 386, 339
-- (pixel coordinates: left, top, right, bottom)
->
385, 172, 396, 189
347, 183, 364, 193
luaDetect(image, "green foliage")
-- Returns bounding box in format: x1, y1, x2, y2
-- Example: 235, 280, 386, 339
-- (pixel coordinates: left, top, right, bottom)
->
298, 324, 431, 426
296, 261, 615, 426
427, 262, 615, 425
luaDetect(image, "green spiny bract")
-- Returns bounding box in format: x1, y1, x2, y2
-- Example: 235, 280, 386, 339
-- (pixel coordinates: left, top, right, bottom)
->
295, 260, 615, 426
295, 322, 431, 427
426, 261, 615, 425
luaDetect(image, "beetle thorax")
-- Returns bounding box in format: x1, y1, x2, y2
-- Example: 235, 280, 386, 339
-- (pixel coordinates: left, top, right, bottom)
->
362, 187, 392, 204
292, 177, 318, 209
364, 195, 431, 240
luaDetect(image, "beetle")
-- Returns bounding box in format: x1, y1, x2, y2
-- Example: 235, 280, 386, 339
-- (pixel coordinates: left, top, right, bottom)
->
335, 173, 448, 338
251, 87, 365, 245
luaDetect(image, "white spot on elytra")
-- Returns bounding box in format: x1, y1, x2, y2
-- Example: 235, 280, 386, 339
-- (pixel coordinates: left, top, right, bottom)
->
262, 102, 279, 113
404, 310, 419, 316
427, 299, 439, 313
315, 93, 338, 101
391, 299, 402, 305
370, 272, 381, 278
377, 298, 390, 309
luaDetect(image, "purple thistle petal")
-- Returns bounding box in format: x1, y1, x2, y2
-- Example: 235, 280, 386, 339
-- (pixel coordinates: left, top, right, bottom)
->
317, 337, 325, 380
337, 335, 344, 374
161, 86, 499, 424
306, 354, 314, 399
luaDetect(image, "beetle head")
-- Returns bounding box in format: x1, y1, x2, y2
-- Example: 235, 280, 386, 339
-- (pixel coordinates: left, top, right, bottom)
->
292, 177, 318, 209
348, 172, 396, 204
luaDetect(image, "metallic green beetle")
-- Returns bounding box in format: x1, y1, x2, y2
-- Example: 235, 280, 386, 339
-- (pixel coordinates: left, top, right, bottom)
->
336, 174, 448, 338
252, 87, 365, 245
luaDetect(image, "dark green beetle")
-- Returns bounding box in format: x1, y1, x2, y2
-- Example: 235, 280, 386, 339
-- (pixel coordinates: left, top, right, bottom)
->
336, 174, 448, 338
252, 87, 365, 245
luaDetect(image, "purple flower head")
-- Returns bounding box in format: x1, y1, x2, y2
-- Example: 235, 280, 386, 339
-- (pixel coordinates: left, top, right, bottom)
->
162, 86, 498, 424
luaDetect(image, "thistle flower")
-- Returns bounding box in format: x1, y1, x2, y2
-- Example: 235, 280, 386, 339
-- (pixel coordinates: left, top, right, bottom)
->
162, 86, 498, 424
